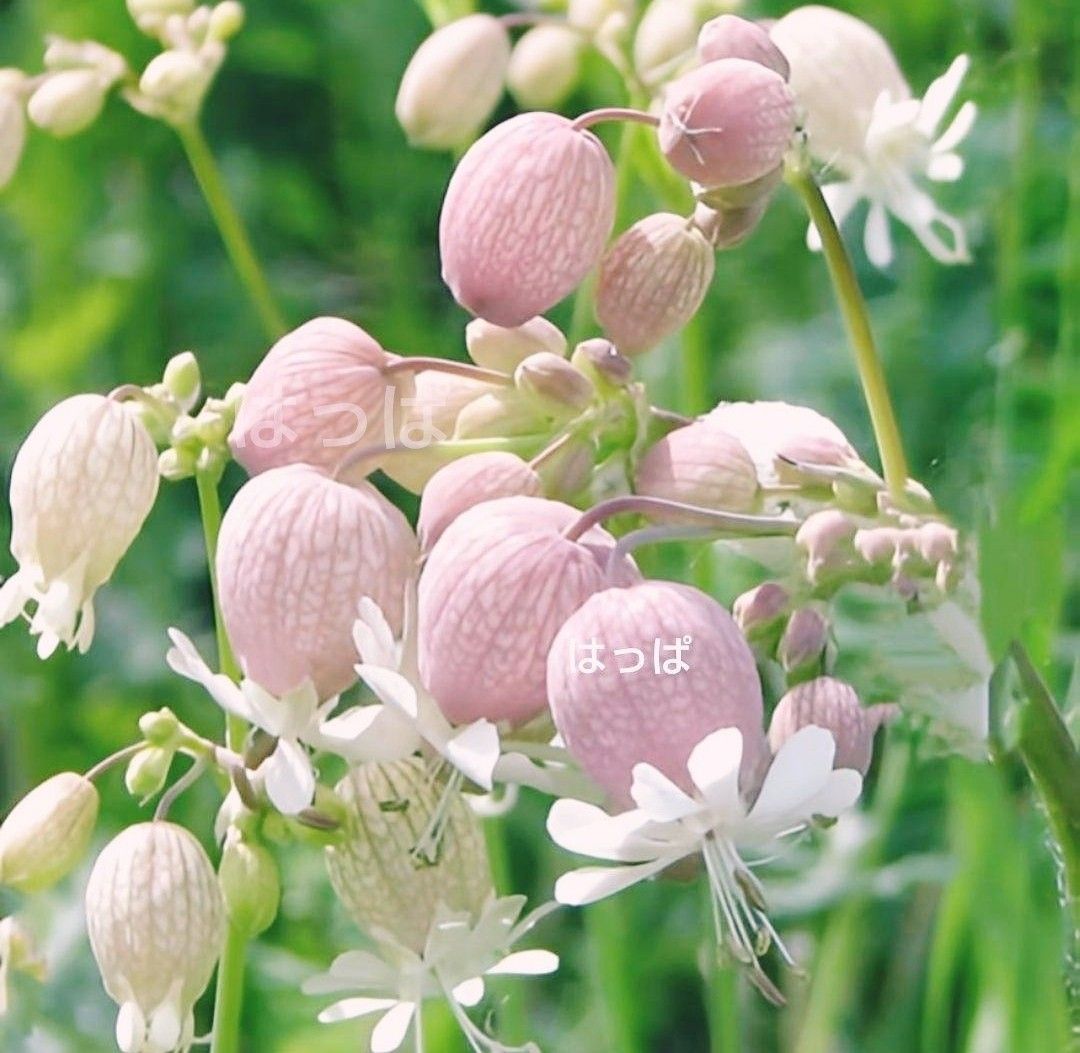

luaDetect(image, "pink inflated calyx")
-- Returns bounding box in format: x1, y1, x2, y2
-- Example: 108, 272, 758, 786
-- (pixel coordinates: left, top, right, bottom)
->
548, 580, 768, 808
439, 112, 616, 326
217, 465, 418, 699
697, 15, 791, 79
418, 496, 640, 727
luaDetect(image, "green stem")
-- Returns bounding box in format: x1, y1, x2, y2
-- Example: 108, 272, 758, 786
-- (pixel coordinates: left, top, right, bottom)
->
786, 166, 910, 500
483, 818, 529, 1044
177, 121, 287, 342
211, 921, 248, 1053
585, 898, 645, 1052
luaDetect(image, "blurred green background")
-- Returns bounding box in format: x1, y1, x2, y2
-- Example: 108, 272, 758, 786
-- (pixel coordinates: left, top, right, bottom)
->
0, 0, 1076, 1050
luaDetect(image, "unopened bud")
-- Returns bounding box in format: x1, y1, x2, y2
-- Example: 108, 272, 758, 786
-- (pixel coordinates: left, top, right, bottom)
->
732, 581, 790, 639
124, 747, 174, 800
514, 352, 595, 415
127, 0, 195, 35
466, 316, 567, 373
633, 0, 705, 86
208, 0, 244, 41
0, 773, 99, 892
139, 49, 214, 125
219, 829, 280, 938
139, 707, 182, 747
453, 388, 542, 440
693, 199, 768, 250
395, 15, 510, 150
27, 70, 109, 137
778, 607, 829, 680
596, 212, 715, 356
159, 445, 196, 481
697, 15, 790, 78
853, 526, 908, 568
508, 25, 584, 110
162, 351, 201, 411
568, 0, 633, 33
571, 338, 634, 388
796, 509, 856, 582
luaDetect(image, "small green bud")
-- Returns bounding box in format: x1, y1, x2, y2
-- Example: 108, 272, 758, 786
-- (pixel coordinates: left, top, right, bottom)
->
159, 446, 196, 481
218, 829, 280, 938
0, 773, 99, 892
162, 351, 202, 412
138, 707, 181, 747
209, 1, 245, 41
124, 747, 174, 800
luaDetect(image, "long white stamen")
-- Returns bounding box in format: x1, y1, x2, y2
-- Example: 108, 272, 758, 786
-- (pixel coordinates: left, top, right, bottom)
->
411, 763, 466, 866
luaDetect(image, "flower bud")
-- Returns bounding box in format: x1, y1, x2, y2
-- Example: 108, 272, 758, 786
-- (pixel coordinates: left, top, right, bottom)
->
853, 526, 908, 568
571, 338, 633, 388
777, 606, 829, 680
0, 74, 28, 190
85, 822, 224, 1053
0, 395, 160, 657
138, 49, 215, 126
633, 0, 707, 87
218, 829, 280, 938
440, 112, 616, 326
208, 0, 245, 42
508, 25, 584, 110
514, 352, 595, 416
161, 351, 201, 412
395, 14, 510, 150
692, 199, 768, 250
697, 15, 790, 78
27, 70, 109, 137
42, 37, 127, 82
418, 452, 543, 552
634, 419, 758, 511
124, 748, 174, 801
732, 581, 790, 639
217, 466, 418, 698
139, 708, 182, 747
548, 580, 768, 806
767, 676, 895, 774
596, 212, 715, 356
658, 58, 796, 191
419, 496, 640, 726
569, 0, 634, 33
324, 758, 492, 952
0, 772, 99, 892
229, 317, 407, 478
126, 0, 195, 34
466, 316, 567, 374
796, 509, 856, 582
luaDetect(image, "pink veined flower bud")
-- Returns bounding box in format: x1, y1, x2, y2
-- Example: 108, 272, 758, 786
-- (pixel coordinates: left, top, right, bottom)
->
229, 317, 408, 478
440, 112, 616, 327
0, 394, 159, 658
548, 580, 768, 807
658, 58, 796, 191
595, 212, 716, 355
634, 419, 759, 511
466, 316, 568, 373
217, 466, 418, 699
417, 452, 543, 552
419, 496, 640, 726
514, 352, 595, 415
732, 581, 791, 638
85, 822, 224, 1053
395, 14, 511, 150
767, 676, 896, 775
697, 15, 791, 79
777, 606, 829, 679
571, 338, 634, 388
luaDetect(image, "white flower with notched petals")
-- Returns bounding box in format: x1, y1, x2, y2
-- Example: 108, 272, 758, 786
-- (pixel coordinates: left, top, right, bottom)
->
303, 895, 558, 1053
547, 725, 862, 1002
772, 6, 977, 268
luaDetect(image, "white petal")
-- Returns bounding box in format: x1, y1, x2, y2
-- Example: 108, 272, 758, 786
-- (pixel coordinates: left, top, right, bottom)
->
926, 152, 964, 182
166, 628, 258, 723
452, 977, 485, 1007
445, 720, 501, 790
371, 1001, 416, 1053
262, 738, 316, 815
686, 727, 745, 816
933, 100, 977, 154
358, 664, 420, 718
800, 767, 863, 819
554, 857, 677, 906
546, 798, 673, 863
917, 54, 969, 136
864, 202, 894, 268
749, 725, 835, 825
147, 1000, 182, 1051
314, 704, 421, 763
353, 597, 398, 668
630, 763, 700, 822
487, 949, 559, 976
115, 1002, 145, 1053
303, 951, 398, 994
317, 996, 400, 1024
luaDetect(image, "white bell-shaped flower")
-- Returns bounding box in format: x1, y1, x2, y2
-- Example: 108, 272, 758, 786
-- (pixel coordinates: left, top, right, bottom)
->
85, 822, 225, 1053
0, 394, 160, 657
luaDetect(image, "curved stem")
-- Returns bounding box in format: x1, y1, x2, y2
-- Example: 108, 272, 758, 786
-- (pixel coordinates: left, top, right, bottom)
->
154, 756, 208, 821
786, 165, 910, 500
382, 357, 513, 386
649, 406, 692, 428
84, 743, 144, 782
572, 107, 660, 132
176, 121, 287, 341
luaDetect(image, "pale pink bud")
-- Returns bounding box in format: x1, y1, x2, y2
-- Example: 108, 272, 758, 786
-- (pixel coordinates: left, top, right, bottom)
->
853, 526, 908, 567
658, 58, 796, 190
395, 14, 511, 150
466, 316, 568, 373
916, 521, 958, 565
571, 337, 634, 387
693, 199, 768, 250
548, 580, 768, 806
732, 581, 790, 638
217, 466, 418, 698
229, 317, 407, 478
633, 0, 707, 87
796, 509, 855, 581
418, 496, 640, 726
634, 419, 759, 511
440, 112, 616, 326
697, 15, 790, 79
514, 352, 595, 415
767, 676, 895, 775
596, 212, 715, 355
417, 452, 543, 552
777, 607, 829, 677
507, 24, 584, 110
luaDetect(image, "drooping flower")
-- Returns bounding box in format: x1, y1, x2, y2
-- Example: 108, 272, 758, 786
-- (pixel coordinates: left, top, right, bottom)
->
418, 496, 640, 727
0, 394, 160, 658
85, 822, 224, 1053
440, 112, 616, 326
770, 5, 977, 267
215, 465, 417, 699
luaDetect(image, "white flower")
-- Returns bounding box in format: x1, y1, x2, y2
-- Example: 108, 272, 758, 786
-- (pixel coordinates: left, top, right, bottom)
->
771, 7, 977, 267
303, 895, 558, 1053
0, 394, 160, 658
546, 725, 862, 1002
0, 70, 28, 190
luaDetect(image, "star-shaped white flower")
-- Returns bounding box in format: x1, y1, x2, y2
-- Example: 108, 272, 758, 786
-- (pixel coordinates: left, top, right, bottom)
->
303, 895, 558, 1053
547, 725, 862, 1002
809, 55, 977, 268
